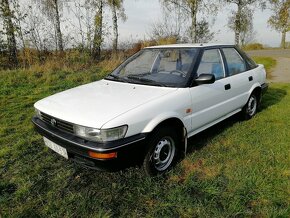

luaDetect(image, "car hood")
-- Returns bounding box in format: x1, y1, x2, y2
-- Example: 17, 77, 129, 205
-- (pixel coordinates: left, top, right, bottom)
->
34, 79, 177, 128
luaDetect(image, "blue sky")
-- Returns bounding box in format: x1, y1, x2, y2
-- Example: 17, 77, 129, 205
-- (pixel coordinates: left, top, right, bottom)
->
117, 0, 289, 47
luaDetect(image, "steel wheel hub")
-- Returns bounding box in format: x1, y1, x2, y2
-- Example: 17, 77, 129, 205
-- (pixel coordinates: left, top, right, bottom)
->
152, 136, 175, 171
247, 96, 257, 116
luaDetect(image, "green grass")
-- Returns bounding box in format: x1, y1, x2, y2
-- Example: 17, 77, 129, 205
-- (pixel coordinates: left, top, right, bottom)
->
252, 56, 277, 79
0, 68, 289, 217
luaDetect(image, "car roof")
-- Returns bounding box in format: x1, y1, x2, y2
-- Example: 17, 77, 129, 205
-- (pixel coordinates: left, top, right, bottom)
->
145, 43, 235, 49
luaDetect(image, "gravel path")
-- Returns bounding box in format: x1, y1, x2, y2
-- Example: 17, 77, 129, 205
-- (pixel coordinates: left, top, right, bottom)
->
247, 49, 290, 83
268, 57, 290, 83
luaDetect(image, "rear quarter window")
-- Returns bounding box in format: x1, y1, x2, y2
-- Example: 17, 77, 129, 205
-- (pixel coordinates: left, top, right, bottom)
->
239, 50, 258, 69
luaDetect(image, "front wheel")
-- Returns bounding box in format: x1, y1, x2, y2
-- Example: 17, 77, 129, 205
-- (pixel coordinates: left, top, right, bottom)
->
143, 127, 179, 176
242, 93, 258, 120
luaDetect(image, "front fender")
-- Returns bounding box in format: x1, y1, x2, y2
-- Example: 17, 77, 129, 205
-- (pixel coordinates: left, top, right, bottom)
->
142, 112, 186, 133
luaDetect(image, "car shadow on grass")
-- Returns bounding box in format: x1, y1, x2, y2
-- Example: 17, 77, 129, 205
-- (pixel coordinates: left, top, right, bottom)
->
186, 115, 238, 154
260, 86, 287, 110
186, 86, 287, 154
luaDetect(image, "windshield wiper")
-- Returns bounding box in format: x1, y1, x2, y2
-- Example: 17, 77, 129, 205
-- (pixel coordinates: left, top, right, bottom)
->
105, 74, 128, 83
127, 75, 167, 87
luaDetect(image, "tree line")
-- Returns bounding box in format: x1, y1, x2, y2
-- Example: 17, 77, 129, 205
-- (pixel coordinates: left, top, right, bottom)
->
0, 0, 289, 68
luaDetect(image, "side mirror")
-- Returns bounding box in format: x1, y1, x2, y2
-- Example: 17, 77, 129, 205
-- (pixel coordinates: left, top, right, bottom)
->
195, 74, 215, 85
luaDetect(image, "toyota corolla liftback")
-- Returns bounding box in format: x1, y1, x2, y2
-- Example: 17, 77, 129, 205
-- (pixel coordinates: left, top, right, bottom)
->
32, 44, 268, 176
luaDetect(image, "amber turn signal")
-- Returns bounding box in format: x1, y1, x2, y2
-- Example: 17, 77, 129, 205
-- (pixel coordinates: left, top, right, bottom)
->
88, 151, 117, 159
186, 108, 192, 114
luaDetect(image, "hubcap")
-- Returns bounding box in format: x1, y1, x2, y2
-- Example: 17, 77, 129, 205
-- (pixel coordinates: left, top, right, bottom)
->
247, 96, 257, 117
152, 136, 176, 171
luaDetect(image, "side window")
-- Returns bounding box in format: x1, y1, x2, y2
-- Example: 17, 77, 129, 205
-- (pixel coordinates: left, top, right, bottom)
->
223, 48, 246, 76
197, 49, 225, 80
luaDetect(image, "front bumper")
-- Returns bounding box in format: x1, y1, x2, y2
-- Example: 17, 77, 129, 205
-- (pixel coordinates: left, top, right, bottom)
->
32, 117, 148, 171
261, 83, 268, 95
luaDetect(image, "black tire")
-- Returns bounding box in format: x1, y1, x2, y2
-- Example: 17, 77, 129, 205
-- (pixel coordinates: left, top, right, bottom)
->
143, 127, 180, 176
242, 93, 258, 120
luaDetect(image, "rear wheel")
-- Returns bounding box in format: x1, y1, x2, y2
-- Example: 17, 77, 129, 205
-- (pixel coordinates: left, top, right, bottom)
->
143, 127, 179, 176
242, 93, 258, 120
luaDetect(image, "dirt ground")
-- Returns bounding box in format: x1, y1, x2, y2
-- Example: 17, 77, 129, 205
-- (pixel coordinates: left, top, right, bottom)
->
247, 49, 290, 83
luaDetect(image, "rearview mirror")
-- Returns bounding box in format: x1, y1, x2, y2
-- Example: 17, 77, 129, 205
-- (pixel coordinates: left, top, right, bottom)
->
195, 74, 215, 85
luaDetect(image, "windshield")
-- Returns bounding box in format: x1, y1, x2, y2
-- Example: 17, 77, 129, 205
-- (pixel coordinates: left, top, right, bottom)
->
106, 48, 198, 87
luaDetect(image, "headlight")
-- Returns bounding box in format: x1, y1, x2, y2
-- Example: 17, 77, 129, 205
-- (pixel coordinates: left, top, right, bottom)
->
74, 125, 128, 142
35, 108, 42, 119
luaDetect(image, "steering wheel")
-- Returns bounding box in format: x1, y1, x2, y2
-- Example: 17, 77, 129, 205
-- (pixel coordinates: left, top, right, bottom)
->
169, 70, 186, 77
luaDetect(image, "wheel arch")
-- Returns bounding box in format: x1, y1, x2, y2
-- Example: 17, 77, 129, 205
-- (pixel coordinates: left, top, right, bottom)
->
249, 84, 262, 105
142, 115, 187, 154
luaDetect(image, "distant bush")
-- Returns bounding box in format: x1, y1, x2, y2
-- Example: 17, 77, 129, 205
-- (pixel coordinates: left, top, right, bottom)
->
129, 37, 178, 54
1, 37, 178, 72
243, 43, 264, 50
98, 56, 123, 72
0, 51, 9, 69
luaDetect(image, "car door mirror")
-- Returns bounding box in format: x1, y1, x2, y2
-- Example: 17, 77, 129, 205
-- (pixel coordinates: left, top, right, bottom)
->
195, 74, 215, 85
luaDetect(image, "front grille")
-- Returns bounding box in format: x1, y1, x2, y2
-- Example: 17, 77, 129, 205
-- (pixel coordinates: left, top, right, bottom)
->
40, 112, 74, 134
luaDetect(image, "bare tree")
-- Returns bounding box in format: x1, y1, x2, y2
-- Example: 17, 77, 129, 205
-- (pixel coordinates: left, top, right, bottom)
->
69, 0, 96, 53
37, 0, 66, 51
93, 0, 103, 60
195, 19, 215, 43
268, 0, 290, 49
107, 0, 126, 53
71, 0, 102, 55
149, 16, 215, 44
160, 0, 217, 43
223, 0, 265, 46
10, 0, 29, 65
147, 7, 185, 41
148, 21, 180, 41
72, 1, 86, 49
24, 6, 45, 53
22, 3, 58, 62
228, 6, 255, 46
84, 3, 94, 53
240, 22, 256, 46
0, 0, 18, 67
65, 1, 87, 51
0, 32, 5, 52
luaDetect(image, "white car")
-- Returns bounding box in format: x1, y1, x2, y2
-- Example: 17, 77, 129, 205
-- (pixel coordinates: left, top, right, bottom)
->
32, 44, 268, 175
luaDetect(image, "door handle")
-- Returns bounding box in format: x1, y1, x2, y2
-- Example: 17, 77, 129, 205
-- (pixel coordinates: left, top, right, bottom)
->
225, 84, 231, 90
248, 76, 253, 81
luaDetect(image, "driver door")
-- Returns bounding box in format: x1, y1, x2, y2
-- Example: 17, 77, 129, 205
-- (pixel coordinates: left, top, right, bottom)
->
188, 48, 235, 135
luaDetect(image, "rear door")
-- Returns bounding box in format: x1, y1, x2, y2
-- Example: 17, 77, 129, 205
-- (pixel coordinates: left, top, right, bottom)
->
221, 47, 254, 109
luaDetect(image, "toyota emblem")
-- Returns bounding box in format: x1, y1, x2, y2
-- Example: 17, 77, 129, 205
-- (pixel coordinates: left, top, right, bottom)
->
51, 118, 57, 126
